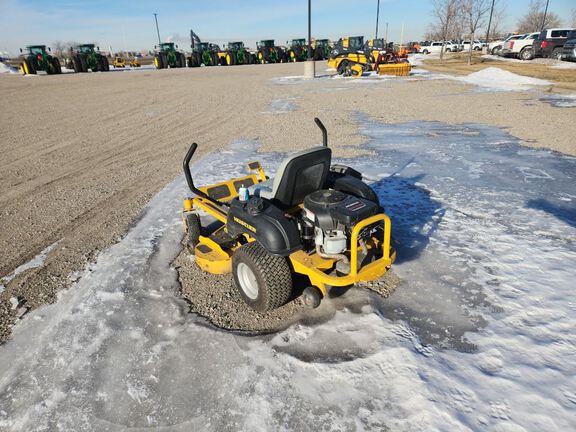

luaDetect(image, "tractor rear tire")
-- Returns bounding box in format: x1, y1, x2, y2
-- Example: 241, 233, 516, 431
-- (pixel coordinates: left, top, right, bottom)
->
51, 57, 62, 74
185, 213, 202, 249
232, 242, 293, 312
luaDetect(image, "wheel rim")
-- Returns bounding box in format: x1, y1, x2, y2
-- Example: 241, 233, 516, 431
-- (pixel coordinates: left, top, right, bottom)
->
237, 263, 259, 300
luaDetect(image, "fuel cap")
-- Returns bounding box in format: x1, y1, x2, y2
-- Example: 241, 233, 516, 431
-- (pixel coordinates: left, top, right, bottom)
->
247, 196, 265, 215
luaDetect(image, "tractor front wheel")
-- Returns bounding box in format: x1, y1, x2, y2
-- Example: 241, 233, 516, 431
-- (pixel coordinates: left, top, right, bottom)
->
154, 55, 164, 69
21, 59, 36, 75
51, 57, 62, 74
232, 242, 293, 311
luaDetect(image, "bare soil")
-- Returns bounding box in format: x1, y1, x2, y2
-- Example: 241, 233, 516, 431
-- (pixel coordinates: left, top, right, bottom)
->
1, 61, 574, 342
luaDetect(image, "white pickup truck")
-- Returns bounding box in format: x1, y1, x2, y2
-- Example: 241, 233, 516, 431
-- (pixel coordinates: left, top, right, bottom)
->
461, 40, 484, 51
500, 32, 539, 60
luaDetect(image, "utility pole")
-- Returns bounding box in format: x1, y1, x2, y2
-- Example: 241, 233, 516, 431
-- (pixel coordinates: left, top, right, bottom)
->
540, 0, 550, 31
485, 0, 496, 43
375, 0, 380, 39
154, 13, 161, 45
304, 0, 315, 78
307, 0, 312, 60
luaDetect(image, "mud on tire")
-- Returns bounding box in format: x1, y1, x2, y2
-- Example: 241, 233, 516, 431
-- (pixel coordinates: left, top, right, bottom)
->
232, 242, 293, 312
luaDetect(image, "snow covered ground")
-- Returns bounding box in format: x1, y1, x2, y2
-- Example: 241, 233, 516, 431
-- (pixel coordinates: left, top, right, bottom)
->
0, 62, 18, 74
0, 121, 575, 431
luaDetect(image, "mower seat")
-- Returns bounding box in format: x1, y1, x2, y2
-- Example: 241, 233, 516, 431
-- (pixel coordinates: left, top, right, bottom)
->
249, 146, 332, 208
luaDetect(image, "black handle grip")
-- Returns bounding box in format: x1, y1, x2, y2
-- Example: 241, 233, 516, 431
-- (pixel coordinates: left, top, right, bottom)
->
183, 143, 225, 206
314, 117, 328, 147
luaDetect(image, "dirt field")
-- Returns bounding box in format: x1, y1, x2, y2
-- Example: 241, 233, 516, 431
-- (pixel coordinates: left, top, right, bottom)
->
0, 61, 574, 342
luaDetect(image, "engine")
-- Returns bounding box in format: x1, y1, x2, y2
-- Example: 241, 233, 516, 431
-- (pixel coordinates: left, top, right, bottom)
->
302, 189, 380, 257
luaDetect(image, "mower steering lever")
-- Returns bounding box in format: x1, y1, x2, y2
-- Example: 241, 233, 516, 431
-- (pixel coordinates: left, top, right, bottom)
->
314, 117, 328, 147
183, 143, 227, 207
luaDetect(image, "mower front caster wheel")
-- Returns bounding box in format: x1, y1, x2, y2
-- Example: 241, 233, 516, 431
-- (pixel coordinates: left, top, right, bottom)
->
232, 242, 293, 312
302, 286, 322, 308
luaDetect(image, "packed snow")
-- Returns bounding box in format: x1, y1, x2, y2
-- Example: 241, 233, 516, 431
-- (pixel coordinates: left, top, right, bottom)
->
262, 96, 298, 113
0, 62, 18, 74
451, 67, 552, 91
0, 121, 575, 431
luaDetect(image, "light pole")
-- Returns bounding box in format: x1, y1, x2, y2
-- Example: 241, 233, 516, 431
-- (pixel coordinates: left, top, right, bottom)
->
375, 0, 380, 39
304, 0, 315, 78
154, 13, 161, 45
540, 0, 550, 31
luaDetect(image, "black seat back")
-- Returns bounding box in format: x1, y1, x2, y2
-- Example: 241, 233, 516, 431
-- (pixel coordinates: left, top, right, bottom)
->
271, 147, 332, 208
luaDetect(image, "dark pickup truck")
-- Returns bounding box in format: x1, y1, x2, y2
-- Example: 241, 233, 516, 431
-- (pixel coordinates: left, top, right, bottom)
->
561, 30, 576, 61
533, 28, 574, 59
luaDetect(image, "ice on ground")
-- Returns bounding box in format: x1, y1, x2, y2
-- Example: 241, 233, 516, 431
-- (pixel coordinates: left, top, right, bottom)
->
0, 122, 575, 431
0, 241, 60, 293
0, 62, 18, 74
452, 67, 552, 91
262, 97, 298, 114
541, 94, 576, 108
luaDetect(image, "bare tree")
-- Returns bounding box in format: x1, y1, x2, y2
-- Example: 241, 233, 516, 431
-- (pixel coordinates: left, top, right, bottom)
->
461, 0, 491, 65
52, 41, 66, 58
430, 0, 460, 60
517, 0, 561, 34
571, 9, 576, 27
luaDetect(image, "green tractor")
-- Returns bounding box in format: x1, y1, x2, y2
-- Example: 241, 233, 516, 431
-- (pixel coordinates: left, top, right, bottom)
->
187, 42, 219, 67
154, 42, 186, 69
216, 41, 255, 66
286, 39, 309, 62
18, 45, 61, 75
313, 39, 332, 60
71, 44, 109, 72
256, 40, 285, 64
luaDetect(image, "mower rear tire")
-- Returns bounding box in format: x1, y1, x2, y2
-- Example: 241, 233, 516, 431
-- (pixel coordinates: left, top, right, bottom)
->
185, 213, 202, 248
232, 242, 293, 312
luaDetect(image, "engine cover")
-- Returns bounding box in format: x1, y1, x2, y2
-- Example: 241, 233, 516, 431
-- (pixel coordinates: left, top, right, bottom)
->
304, 189, 379, 230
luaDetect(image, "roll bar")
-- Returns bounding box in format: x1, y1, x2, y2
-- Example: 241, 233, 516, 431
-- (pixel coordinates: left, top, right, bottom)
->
314, 117, 328, 147
183, 143, 226, 207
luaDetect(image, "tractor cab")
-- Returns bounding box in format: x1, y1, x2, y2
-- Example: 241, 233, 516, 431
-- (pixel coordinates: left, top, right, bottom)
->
257, 40, 275, 49
77, 44, 97, 54
158, 42, 176, 52
26, 45, 48, 56
366, 38, 386, 50
228, 41, 245, 50
290, 39, 306, 47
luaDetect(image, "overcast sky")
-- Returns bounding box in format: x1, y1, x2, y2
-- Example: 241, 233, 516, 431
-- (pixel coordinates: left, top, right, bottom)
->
1, 0, 574, 54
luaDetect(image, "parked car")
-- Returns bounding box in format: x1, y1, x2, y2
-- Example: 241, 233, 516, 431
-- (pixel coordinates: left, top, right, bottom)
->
533, 28, 574, 59
560, 30, 576, 61
419, 41, 450, 54
443, 41, 459, 52
489, 34, 520, 55
500, 32, 539, 60
461, 40, 485, 51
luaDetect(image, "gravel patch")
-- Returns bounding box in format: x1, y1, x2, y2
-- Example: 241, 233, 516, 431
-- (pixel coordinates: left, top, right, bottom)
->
175, 247, 400, 333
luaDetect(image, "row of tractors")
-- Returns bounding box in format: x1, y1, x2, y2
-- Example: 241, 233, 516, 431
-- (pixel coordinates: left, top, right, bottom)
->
18, 36, 411, 78
153, 38, 333, 70
18, 44, 109, 75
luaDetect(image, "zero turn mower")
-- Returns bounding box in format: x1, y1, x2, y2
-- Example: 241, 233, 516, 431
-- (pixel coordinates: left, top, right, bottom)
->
18, 45, 61, 75
71, 44, 110, 72
181, 118, 395, 311
154, 42, 186, 69
287, 39, 309, 62
112, 57, 126, 68
256, 40, 285, 64
328, 36, 411, 77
